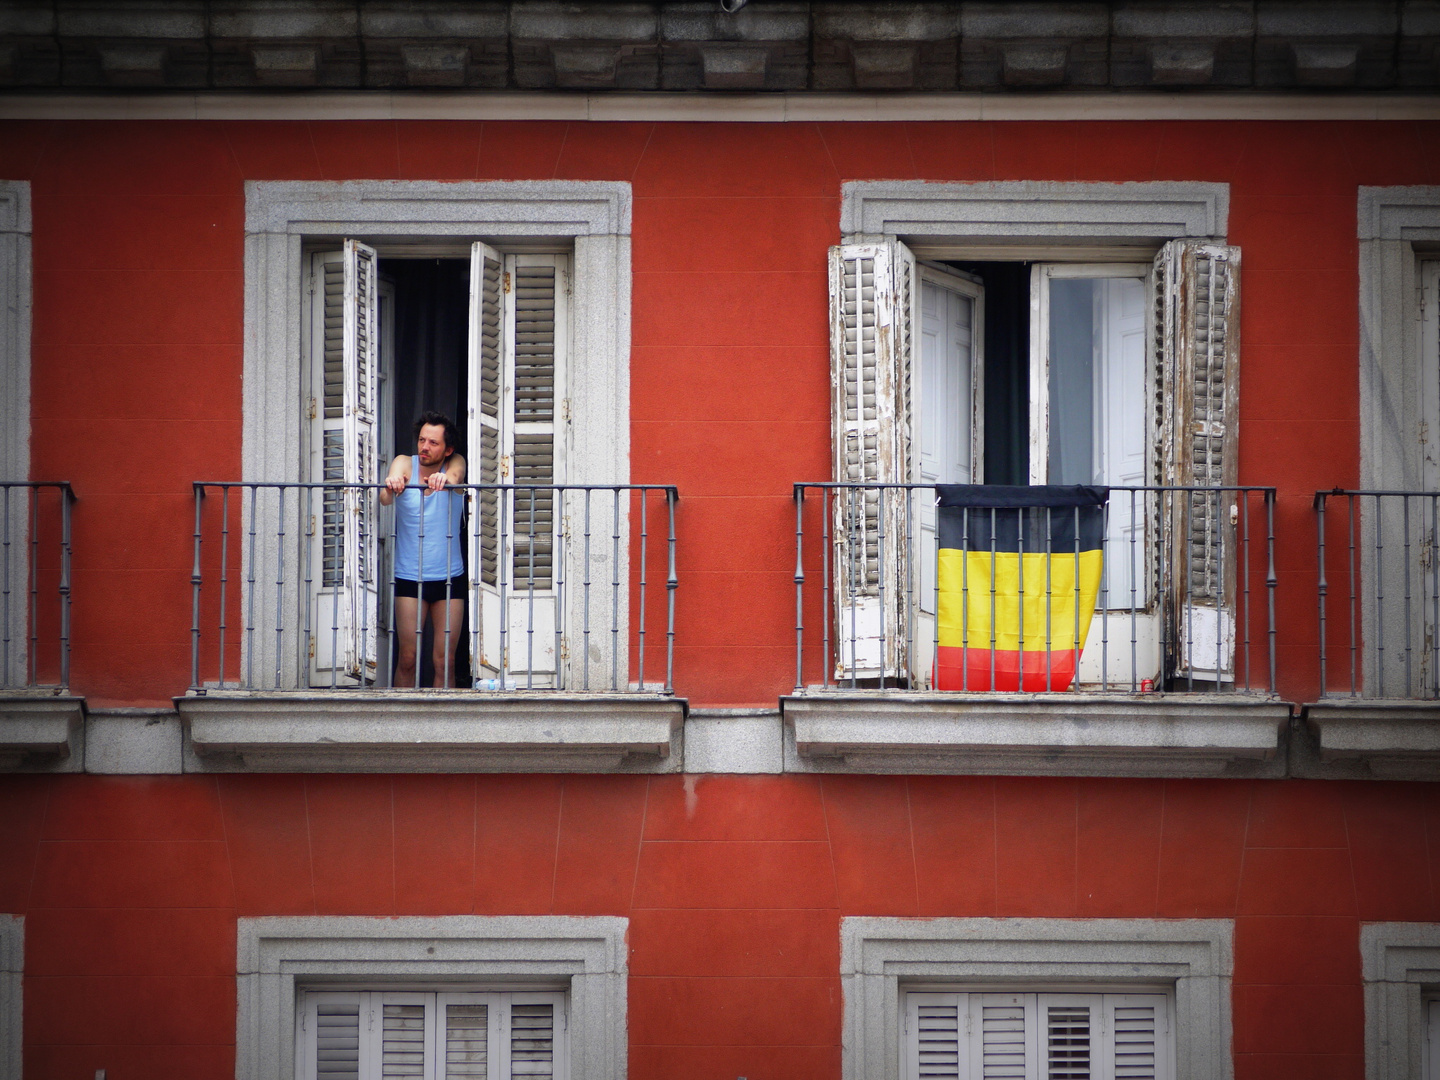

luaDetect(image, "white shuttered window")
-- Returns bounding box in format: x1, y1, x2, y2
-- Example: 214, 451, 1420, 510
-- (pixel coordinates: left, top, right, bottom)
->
466, 247, 569, 684
308, 241, 381, 685
297, 990, 568, 1080
903, 990, 1173, 1080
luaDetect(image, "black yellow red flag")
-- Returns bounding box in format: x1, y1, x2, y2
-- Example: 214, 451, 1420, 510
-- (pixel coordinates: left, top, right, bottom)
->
936, 485, 1108, 692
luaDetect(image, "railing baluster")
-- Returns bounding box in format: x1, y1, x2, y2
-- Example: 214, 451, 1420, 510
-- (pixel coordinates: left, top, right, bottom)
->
666, 487, 678, 695
611, 486, 621, 692
1316, 492, 1327, 696
638, 488, 648, 690
794, 486, 805, 693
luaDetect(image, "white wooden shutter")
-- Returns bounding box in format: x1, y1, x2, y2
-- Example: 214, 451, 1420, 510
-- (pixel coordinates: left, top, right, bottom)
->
1102, 994, 1169, 1080
439, 993, 497, 1079
975, 993, 1034, 1079
1156, 240, 1241, 682
309, 243, 379, 683
829, 241, 914, 680
468, 241, 505, 678
1040, 995, 1095, 1080
341, 240, 381, 680
299, 992, 363, 1080
469, 250, 566, 685
378, 993, 435, 1079
505, 993, 564, 1080
904, 992, 965, 1080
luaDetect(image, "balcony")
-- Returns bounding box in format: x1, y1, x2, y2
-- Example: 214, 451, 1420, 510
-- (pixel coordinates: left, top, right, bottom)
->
0, 481, 83, 769
177, 481, 685, 772
782, 482, 1290, 777
1308, 489, 1440, 777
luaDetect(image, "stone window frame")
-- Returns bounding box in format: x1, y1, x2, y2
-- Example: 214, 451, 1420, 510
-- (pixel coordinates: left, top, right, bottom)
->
1361, 921, 1440, 1080
236, 914, 628, 1080
840, 915, 1233, 1080
238, 179, 632, 691
0, 914, 20, 1080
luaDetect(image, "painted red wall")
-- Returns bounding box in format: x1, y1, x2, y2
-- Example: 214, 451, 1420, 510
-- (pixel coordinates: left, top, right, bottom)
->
1, 772, 1435, 1079
3, 118, 1436, 706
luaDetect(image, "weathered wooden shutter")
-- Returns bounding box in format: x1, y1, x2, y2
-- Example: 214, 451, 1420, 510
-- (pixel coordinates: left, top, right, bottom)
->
438, 994, 493, 1079
1155, 240, 1241, 682
468, 250, 567, 685
311, 243, 380, 684
507, 996, 560, 1079
1041, 995, 1096, 1079
341, 241, 381, 681
829, 241, 913, 681
468, 241, 505, 678
378, 993, 434, 1079
977, 992, 1033, 1079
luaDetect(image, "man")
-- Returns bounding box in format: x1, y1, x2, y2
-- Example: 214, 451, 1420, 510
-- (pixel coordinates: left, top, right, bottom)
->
380, 411, 467, 688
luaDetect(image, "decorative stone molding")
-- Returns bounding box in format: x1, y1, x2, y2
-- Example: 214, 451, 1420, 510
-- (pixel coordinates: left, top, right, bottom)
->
1361, 922, 1440, 1080
237, 915, 628, 1080
783, 693, 1289, 777
179, 691, 684, 772
840, 179, 1229, 244
841, 916, 1233, 1080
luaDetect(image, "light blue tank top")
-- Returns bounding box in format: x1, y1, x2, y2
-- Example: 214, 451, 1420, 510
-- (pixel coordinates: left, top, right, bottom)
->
393, 475, 465, 581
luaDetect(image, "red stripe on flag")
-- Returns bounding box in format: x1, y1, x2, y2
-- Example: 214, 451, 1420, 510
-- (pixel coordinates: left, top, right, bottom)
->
935, 645, 1082, 692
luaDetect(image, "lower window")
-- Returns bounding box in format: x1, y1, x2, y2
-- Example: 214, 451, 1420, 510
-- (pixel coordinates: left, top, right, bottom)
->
298, 988, 566, 1080
905, 988, 1173, 1080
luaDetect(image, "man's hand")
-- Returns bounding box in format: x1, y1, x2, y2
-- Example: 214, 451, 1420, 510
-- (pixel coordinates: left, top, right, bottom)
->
385, 473, 409, 494
425, 471, 449, 493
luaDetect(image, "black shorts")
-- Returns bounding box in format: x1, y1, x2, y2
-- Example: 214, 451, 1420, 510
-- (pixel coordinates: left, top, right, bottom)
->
394, 574, 468, 604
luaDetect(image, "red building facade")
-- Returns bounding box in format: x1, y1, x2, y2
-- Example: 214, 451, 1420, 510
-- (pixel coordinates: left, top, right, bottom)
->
4, 6, 1440, 1079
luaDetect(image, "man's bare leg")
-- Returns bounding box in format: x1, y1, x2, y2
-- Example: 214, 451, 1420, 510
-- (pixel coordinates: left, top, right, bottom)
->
429, 597, 465, 687
394, 595, 422, 687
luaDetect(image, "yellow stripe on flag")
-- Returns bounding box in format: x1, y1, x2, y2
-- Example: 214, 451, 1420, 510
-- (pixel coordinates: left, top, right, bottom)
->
937, 549, 1103, 653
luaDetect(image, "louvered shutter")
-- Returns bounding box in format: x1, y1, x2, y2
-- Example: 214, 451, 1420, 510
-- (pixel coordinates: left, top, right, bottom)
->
1155, 240, 1241, 682
504, 993, 567, 1080
904, 992, 965, 1080
1039, 995, 1095, 1080
308, 243, 379, 684
1102, 994, 1169, 1080
469, 250, 566, 685
300, 992, 364, 1080
468, 242, 505, 677
974, 993, 1034, 1079
378, 993, 435, 1079
438, 993, 498, 1079
829, 241, 914, 681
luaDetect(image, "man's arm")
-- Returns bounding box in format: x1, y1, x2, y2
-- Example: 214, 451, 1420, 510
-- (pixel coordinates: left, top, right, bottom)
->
426, 452, 467, 492
379, 455, 411, 506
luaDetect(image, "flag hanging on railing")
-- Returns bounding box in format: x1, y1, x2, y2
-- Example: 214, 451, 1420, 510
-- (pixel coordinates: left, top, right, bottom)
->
936, 485, 1108, 692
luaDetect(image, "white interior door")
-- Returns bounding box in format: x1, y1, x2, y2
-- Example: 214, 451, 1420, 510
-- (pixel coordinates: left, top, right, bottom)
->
915, 267, 982, 687
1034, 264, 1159, 686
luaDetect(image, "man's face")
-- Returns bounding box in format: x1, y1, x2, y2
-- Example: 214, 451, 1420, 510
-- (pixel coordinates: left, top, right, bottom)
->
416, 423, 450, 467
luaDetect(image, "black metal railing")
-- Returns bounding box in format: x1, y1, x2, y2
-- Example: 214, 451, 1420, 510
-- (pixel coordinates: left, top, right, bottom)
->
793, 482, 1277, 694
189, 481, 678, 693
1, 482, 75, 691
1314, 488, 1440, 699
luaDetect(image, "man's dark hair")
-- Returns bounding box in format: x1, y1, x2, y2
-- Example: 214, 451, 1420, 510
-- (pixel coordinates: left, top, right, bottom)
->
414, 411, 459, 456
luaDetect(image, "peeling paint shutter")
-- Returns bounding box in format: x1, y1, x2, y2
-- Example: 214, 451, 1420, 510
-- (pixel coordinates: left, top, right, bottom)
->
829, 241, 913, 680
1156, 240, 1241, 681
380, 996, 431, 1078
978, 993, 1032, 1079
508, 998, 558, 1079
340, 240, 381, 681
439, 995, 492, 1078
468, 241, 505, 675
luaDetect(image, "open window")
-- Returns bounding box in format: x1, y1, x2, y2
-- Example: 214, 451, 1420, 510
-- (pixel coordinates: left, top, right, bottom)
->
828, 237, 1240, 689
303, 239, 573, 689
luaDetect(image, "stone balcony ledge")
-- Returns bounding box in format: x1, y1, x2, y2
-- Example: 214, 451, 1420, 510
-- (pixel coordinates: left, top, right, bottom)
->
782, 690, 1291, 777
178, 690, 686, 773
0, 690, 85, 771
1305, 697, 1440, 780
